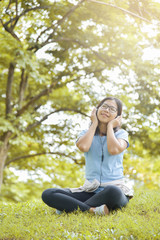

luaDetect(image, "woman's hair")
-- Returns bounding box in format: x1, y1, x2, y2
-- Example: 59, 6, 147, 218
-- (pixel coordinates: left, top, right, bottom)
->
95, 97, 123, 135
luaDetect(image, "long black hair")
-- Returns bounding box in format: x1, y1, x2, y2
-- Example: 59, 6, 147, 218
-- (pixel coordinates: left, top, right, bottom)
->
95, 97, 123, 135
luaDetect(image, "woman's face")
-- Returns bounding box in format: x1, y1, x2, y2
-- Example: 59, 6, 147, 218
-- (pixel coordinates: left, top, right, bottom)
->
97, 100, 118, 124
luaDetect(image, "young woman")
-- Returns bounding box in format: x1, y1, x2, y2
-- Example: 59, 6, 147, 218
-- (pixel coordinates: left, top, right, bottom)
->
42, 97, 133, 215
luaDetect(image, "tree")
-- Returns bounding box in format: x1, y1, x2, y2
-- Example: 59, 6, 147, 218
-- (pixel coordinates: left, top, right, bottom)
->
0, 0, 160, 201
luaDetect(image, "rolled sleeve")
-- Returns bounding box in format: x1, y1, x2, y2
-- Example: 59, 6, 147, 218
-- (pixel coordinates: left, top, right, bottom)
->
76, 129, 88, 143
115, 129, 129, 148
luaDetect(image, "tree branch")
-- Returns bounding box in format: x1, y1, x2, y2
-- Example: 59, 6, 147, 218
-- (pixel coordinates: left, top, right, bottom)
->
16, 81, 57, 117
3, 6, 51, 29
15, 0, 18, 17
10, 0, 19, 30
44, 0, 86, 44
1, 5, 51, 41
31, 35, 112, 64
36, 25, 54, 44
6, 62, 15, 116
5, 151, 80, 166
18, 69, 28, 109
17, 65, 104, 121
5, 0, 12, 14
51, 37, 111, 64
16, 72, 86, 118
0, 19, 21, 41
136, 0, 143, 17
87, 0, 152, 23
25, 108, 89, 132
31, 0, 86, 51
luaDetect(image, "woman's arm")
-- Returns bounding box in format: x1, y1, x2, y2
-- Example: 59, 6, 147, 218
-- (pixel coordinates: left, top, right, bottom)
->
107, 116, 127, 155
76, 108, 98, 152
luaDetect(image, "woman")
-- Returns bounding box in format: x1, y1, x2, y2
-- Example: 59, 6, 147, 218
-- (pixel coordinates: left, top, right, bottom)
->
42, 97, 133, 215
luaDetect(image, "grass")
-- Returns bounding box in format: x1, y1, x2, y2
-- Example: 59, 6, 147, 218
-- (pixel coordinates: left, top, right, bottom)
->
0, 187, 160, 240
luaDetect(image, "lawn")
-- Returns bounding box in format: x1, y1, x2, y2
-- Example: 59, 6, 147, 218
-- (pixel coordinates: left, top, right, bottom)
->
0, 187, 160, 240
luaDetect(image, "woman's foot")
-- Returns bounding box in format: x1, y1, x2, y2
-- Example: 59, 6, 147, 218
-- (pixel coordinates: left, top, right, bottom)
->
90, 204, 109, 215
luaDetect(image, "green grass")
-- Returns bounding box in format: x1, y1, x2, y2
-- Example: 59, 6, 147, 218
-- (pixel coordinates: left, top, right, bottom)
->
0, 187, 160, 240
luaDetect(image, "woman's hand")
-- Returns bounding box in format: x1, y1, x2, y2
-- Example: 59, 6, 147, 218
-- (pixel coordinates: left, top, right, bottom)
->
90, 107, 98, 126
107, 115, 122, 129
76, 107, 98, 152
107, 115, 127, 155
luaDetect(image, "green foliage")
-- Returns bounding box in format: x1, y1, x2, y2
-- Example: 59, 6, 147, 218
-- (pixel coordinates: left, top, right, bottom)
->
0, 0, 160, 202
2, 155, 84, 202
0, 187, 160, 239
124, 154, 160, 189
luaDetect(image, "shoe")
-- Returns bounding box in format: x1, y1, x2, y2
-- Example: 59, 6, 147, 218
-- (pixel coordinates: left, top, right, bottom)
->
56, 209, 62, 215
93, 204, 109, 215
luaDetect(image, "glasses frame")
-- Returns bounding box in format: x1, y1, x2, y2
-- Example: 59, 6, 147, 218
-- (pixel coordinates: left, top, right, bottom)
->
100, 103, 117, 114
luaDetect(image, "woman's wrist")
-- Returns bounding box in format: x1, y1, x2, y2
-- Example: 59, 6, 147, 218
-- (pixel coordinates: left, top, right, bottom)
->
91, 120, 98, 128
107, 122, 113, 130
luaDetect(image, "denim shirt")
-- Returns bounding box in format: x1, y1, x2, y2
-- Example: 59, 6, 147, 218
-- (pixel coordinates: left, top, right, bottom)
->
77, 129, 129, 183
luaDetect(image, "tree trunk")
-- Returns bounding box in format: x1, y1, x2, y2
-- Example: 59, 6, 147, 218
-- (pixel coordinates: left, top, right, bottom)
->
18, 68, 28, 109
0, 132, 11, 193
6, 62, 15, 116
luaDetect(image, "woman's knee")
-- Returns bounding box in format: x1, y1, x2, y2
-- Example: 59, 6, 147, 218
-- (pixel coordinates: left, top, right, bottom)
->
103, 185, 123, 197
103, 185, 128, 209
41, 188, 57, 203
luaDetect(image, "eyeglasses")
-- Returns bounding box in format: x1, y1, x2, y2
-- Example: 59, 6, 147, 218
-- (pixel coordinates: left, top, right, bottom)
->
100, 103, 117, 114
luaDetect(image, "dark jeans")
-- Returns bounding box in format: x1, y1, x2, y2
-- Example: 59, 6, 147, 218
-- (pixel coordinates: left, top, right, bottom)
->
42, 185, 129, 213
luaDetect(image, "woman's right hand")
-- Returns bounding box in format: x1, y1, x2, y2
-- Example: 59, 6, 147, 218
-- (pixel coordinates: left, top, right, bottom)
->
77, 107, 98, 152
90, 107, 98, 126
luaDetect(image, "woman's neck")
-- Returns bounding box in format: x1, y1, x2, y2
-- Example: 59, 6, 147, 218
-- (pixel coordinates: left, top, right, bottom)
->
99, 123, 107, 136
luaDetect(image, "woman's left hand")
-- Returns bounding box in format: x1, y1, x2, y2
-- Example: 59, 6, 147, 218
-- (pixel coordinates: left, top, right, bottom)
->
107, 115, 122, 129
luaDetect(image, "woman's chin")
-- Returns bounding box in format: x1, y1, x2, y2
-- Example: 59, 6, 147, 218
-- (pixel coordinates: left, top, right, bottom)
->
99, 118, 109, 124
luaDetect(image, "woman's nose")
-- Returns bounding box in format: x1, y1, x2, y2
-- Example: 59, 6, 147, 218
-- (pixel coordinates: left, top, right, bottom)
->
104, 107, 110, 112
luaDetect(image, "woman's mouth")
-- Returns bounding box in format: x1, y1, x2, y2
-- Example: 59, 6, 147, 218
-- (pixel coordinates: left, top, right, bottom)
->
101, 113, 109, 118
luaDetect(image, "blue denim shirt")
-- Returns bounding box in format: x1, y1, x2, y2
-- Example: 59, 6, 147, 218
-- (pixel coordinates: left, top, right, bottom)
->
77, 129, 129, 184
